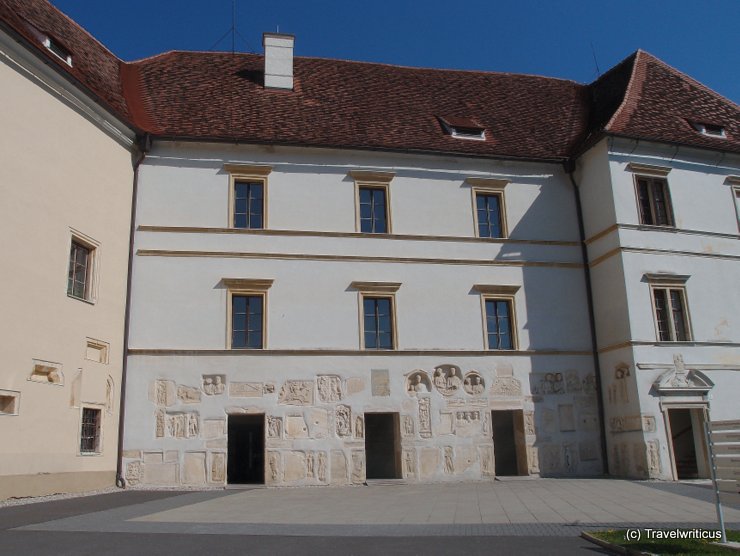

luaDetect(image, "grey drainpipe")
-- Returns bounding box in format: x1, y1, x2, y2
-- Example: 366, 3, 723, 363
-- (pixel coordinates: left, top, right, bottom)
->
564, 159, 609, 475
116, 133, 151, 488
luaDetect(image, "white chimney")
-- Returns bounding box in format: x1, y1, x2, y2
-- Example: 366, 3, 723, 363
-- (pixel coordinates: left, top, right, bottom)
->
263, 32, 295, 90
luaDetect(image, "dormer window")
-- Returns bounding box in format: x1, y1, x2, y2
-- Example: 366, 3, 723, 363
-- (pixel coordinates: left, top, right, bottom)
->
43, 36, 72, 66
690, 121, 726, 138
439, 116, 486, 141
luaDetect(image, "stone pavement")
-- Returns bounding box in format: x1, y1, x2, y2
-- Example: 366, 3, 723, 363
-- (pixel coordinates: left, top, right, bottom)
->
14, 478, 740, 538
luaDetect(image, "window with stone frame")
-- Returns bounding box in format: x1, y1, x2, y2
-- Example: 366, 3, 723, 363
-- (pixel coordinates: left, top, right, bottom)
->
484, 298, 515, 350
651, 286, 691, 342
231, 294, 264, 349
233, 181, 264, 229
358, 186, 388, 234
67, 239, 94, 300
80, 407, 102, 453
362, 296, 395, 350
475, 191, 504, 238
636, 176, 674, 227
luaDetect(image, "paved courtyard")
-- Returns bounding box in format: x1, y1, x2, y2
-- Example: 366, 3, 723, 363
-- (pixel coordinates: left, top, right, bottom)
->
1, 479, 739, 554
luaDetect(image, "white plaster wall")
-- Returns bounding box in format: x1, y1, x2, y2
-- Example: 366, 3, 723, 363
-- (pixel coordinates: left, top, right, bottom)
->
0, 44, 133, 481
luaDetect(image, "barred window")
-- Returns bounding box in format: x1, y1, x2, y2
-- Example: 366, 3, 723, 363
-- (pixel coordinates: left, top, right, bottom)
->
80, 408, 101, 453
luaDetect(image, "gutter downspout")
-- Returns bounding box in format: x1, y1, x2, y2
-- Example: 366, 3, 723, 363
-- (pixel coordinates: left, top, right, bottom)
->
564, 159, 609, 475
116, 133, 151, 488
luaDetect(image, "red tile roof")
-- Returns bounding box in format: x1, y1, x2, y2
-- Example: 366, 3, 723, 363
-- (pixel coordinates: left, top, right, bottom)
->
2, 0, 738, 159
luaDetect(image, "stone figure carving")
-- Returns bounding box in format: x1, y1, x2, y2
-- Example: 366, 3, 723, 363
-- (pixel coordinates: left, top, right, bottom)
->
267, 416, 283, 438
307, 452, 315, 478
155, 409, 165, 438
229, 382, 263, 397
490, 376, 521, 396
670, 354, 690, 387
402, 415, 414, 437
565, 370, 582, 393
336, 405, 352, 437
351, 451, 365, 483
463, 372, 485, 395
211, 453, 225, 483
563, 444, 574, 472
371, 369, 390, 396
418, 397, 432, 438
263, 383, 275, 394
203, 375, 225, 395
527, 446, 540, 474
167, 413, 186, 438
433, 365, 463, 396
355, 416, 364, 439
268, 452, 281, 482
455, 411, 480, 423
406, 371, 431, 395
479, 446, 494, 475
106, 377, 114, 413
647, 440, 661, 476
609, 365, 630, 405
156, 380, 167, 406
542, 373, 565, 394
581, 374, 596, 394
187, 413, 199, 437
126, 461, 142, 486
444, 447, 454, 474
279, 381, 314, 405
523, 412, 535, 435
177, 385, 201, 403
317, 452, 327, 482
317, 376, 343, 402
403, 450, 415, 476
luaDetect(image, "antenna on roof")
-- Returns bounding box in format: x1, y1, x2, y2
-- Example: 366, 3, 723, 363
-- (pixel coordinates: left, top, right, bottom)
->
590, 41, 602, 78
207, 0, 255, 53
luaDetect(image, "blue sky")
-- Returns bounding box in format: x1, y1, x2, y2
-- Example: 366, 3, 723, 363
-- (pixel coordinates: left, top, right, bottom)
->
53, 0, 739, 103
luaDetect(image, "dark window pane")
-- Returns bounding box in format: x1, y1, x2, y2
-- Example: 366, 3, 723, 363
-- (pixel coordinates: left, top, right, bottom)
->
670, 289, 688, 341
637, 179, 653, 225
359, 187, 387, 234
653, 289, 670, 341
486, 299, 513, 349
477, 194, 502, 238
80, 408, 100, 453
233, 182, 264, 229
652, 183, 670, 226
68, 242, 90, 299
363, 297, 393, 349
232, 295, 263, 348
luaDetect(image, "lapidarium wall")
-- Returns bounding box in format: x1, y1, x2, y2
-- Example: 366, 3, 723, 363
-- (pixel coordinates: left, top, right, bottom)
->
122, 355, 603, 486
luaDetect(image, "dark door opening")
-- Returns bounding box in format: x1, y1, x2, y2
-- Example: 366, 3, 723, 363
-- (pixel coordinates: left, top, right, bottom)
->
227, 414, 265, 484
668, 408, 701, 479
365, 412, 401, 479
491, 410, 526, 476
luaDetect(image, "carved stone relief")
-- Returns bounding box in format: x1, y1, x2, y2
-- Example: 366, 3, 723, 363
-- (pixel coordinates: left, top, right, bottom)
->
331, 450, 348, 483
523, 411, 535, 435
558, 404, 576, 432
166, 412, 199, 439
202, 375, 225, 396
479, 445, 495, 476
565, 370, 582, 393
420, 448, 440, 479
403, 449, 416, 477
346, 377, 365, 395
318, 452, 327, 482
406, 370, 431, 395
490, 376, 521, 397
155, 409, 165, 438
177, 385, 201, 404
263, 383, 276, 394
642, 415, 656, 432
336, 405, 352, 437
30, 362, 63, 385
582, 374, 596, 395
125, 461, 142, 486
229, 382, 263, 398
307, 452, 316, 479
532, 373, 565, 395
285, 415, 309, 439
438, 412, 454, 435
267, 416, 283, 439
609, 415, 651, 433
418, 397, 432, 438
153, 379, 176, 406
401, 415, 415, 437
456, 445, 477, 473
267, 451, 281, 483
444, 447, 454, 474
647, 440, 661, 477
351, 451, 365, 484
317, 375, 343, 402
463, 371, 485, 395
433, 365, 463, 396
608, 365, 630, 405
527, 446, 540, 474
563, 443, 577, 473
211, 452, 225, 483
371, 369, 390, 396
354, 416, 364, 439
279, 380, 314, 405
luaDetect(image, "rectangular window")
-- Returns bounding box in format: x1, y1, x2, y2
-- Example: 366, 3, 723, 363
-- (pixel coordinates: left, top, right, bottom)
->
733, 186, 740, 232
233, 181, 264, 229
652, 287, 690, 341
359, 187, 388, 233
636, 177, 673, 226
485, 298, 514, 350
476, 192, 503, 238
232, 294, 264, 349
363, 296, 394, 349
80, 407, 101, 453
67, 240, 92, 300
0, 390, 20, 415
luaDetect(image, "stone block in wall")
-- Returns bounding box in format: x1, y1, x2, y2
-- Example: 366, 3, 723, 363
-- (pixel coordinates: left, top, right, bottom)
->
565, 370, 582, 393
164, 450, 179, 463
267, 416, 283, 439
420, 448, 440, 479
284, 451, 307, 482
143, 451, 163, 464
578, 441, 600, 462
527, 446, 540, 475
402, 449, 416, 478
540, 444, 562, 474
177, 384, 201, 404
401, 415, 415, 437
578, 408, 599, 432
307, 409, 329, 438
202, 375, 225, 396
267, 451, 281, 484
279, 381, 314, 405
331, 450, 348, 484
210, 452, 225, 483
558, 404, 576, 432
479, 445, 494, 476
143, 463, 179, 485
563, 443, 577, 473
418, 397, 431, 438
523, 411, 535, 436
284, 415, 309, 438
125, 461, 142, 486
351, 450, 365, 484
317, 375, 343, 402
206, 439, 227, 449
455, 445, 478, 473
229, 382, 263, 398
346, 377, 365, 396
335, 405, 352, 437
150, 380, 177, 407
371, 369, 390, 396
438, 412, 454, 435
121, 450, 141, 459
203, 419, 226, 439
540, 407, 557, 434
184, 452, 207, 484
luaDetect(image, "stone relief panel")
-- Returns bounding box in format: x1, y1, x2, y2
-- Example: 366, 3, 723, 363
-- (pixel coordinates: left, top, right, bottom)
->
438, 412, 454, 435
565, 370, 582, 393
285, 415, 309, 439
335, 405, 352, 437
558, 404, 576, 432
432, 365, 463, 397
479, 445, 495, 476
166, 412, 199, 438
579, 441, 600, 462
351, 450, 365, 484
184, 452, 207, 484
263, 383, 276, 394
578, 408, 599, 432
125, 461, 142, 486
490, 376, 521, 397
317, 452, 328, 482
401, 415, 415, 438
267, 451, 281, 484
202, 375, 225, 396
229, 382, 263, 398
267, 416, 283, 439
307, 452, 316, 479
647, 440, 661, 477
609, 415, 655, 433
420, 448, 440, 479
608, 365, 631, 405
317, 375, 343, 402
523, 411, 535, 436
308, 408, 329, 439
279, 381, 314, 405
444, 447, 455, 474
406, 370, 431, 395
403, 449, 416, 478
527, 446, 540, 474
540, 444, 562, 474
177, 385, 201, 404
563, 443, 577, 473
371, 369, 390, 396
354, 416, 364, 439
143, 452, 163, 464
642, 415, 656, 433
211, 452, 225, 483
454, 411, 482, 437
331, 450, 348, 483
153, 380, 176, 406
632, 444, 646, 477
455, 446, 477, 473
418, 397, 432, 438
582, 374, 596, 395
532, 373, 565, 395
463, 372, 485, 395
155, 409, 165, 438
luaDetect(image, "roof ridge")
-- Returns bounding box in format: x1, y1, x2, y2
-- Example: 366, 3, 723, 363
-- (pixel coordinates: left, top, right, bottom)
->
48, 0, 122, 63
